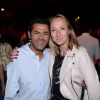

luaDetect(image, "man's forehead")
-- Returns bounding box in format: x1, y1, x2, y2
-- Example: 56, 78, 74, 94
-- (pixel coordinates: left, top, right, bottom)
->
32, 23, 49, 31
32, 23, 48, 27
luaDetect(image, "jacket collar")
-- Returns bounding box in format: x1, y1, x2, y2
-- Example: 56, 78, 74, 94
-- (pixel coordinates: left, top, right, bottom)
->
60, 46, 78, 82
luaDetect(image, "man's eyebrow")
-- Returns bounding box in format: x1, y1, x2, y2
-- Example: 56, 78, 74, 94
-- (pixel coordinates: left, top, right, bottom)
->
32, 30, 38, 32
44, 31, 49, 33
32, 30, 49, 34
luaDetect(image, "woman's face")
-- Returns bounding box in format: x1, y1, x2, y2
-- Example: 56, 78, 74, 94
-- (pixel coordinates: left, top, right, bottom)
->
50, 17, 69, 47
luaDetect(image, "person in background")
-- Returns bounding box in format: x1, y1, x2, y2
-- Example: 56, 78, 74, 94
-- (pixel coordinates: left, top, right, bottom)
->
77, 23, 100, 63
17, 31, 29, 47
77, 23, 100, 77
49, 14, 100, 100
0, 60, 5, 100
10, 14, 100, 100
4, 17, 51, 100
0, 34, 13, 83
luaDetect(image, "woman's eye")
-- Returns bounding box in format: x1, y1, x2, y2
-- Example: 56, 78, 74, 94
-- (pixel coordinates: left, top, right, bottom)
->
61, 27, 65, 30
51, 29, 55, 32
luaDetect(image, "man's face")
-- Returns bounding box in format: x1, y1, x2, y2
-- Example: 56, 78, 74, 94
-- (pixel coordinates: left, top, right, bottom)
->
28, 23, 49, 52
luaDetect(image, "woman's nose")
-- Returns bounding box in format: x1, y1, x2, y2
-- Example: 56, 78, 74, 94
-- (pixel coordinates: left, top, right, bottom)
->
56, 30, 60, 36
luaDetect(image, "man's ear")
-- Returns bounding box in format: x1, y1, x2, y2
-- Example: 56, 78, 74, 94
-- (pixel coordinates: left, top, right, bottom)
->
28, 31, 31, 40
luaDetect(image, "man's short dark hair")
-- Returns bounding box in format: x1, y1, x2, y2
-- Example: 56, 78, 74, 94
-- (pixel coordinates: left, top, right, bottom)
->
28, 17, 50, 32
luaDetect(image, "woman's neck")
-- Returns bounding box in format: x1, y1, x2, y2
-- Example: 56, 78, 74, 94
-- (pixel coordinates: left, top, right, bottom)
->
59, 45, 68, 56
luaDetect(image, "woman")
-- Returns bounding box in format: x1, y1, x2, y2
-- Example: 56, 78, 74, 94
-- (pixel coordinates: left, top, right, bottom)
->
49, 14, 100, 100
10, 14, 100, 100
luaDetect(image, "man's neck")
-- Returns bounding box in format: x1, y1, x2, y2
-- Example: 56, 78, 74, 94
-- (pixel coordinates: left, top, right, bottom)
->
35, 51, 44, 60
29, 44, 44, 60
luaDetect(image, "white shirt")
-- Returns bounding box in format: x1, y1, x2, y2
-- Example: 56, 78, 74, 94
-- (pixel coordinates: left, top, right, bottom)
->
4, 43, 51, 100
77, 33, 100, 61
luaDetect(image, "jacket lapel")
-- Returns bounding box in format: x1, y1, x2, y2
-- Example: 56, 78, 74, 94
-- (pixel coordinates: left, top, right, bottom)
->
60, 47, 77, 82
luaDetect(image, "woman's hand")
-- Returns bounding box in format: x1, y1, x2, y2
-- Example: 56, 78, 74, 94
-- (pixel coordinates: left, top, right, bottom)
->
10, 47, 19, 62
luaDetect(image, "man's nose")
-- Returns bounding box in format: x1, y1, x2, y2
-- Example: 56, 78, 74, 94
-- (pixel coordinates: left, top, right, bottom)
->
39, 33, 44, 38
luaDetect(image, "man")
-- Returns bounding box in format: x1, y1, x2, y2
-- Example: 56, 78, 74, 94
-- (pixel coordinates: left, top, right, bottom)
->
4, 17, 51, 100
77, 23, 100, 63
77, 23, 100, 77
0, 34, 13, 83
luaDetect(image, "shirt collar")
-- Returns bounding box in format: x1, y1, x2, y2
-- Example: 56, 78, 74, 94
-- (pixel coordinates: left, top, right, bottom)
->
25, 42, 49, 59
82, 33, 90, 36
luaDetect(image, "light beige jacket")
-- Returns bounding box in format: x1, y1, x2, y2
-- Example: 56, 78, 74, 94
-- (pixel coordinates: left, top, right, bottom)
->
49, 46, 100, 100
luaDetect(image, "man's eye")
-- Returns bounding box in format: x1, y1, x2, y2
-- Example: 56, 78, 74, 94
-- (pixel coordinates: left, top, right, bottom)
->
44, 32, 49, 35
31, 32, 39, 34
34, 32, 39, 34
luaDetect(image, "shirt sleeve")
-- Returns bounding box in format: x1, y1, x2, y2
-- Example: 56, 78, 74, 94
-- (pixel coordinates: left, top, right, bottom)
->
4, 57, 20, 100
79, 49, 100, 100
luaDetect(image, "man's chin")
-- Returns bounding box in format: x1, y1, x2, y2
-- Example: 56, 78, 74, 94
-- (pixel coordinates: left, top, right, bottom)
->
37, 47, 46, 51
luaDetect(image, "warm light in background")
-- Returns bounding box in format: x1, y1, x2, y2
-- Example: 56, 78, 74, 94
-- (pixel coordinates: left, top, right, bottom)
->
75, 16, 80, 22
1, 7, 5, 11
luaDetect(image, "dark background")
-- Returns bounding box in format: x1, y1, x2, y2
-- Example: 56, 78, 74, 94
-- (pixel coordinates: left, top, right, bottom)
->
0, 0, 100, 29
0, 0, 100, 48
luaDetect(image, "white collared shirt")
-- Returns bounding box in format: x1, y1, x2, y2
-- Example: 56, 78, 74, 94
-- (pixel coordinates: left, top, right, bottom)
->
5, 43, 51, 100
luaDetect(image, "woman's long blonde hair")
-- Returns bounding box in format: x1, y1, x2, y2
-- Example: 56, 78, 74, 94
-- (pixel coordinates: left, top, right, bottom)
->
49, 14, 79, 55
